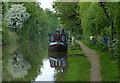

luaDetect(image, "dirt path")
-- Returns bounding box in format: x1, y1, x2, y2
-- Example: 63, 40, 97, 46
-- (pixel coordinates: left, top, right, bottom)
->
76, 40, 101, 81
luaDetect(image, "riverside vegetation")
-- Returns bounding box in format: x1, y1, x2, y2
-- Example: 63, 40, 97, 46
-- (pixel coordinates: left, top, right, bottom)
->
1, 1, 119, 82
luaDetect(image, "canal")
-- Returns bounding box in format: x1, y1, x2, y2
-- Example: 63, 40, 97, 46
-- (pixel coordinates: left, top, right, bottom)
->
2, 40, 68, 82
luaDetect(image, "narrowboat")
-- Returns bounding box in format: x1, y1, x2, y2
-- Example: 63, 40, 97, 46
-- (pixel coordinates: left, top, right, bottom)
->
48, 32, 67, 51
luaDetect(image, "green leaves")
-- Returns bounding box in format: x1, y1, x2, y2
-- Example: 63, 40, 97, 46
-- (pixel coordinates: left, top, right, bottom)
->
53, 2, 81, 33
78, 3, 109, 37
5, 4, 30, 31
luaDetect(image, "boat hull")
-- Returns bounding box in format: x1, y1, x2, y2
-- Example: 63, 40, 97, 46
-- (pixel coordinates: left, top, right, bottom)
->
48, 44, 67, 51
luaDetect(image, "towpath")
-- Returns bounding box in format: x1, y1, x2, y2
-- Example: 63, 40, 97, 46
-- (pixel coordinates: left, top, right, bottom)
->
76, 40, 101, 81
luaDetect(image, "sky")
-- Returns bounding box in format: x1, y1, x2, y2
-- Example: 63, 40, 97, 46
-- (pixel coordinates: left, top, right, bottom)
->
37, 0, 54, 11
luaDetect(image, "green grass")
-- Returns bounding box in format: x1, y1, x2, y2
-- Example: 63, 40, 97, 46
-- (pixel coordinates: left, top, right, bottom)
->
56, 42, 90, 81
99, 51, 118, 81
80, 39, 118, 81
63, 56, 90, 81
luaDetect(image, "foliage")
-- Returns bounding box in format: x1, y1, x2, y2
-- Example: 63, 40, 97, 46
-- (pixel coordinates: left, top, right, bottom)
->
2, 2, 60, 45
53, 2, 81, 34
98, 2, 119, 59
2, 21, 9, 45
2, 2, 60, 81
77, 3, 109, 38
44, 9, 60, 33
5, 4, 30, 31
18, 3, 59, 45
54, 2, 119, 59
108, 37, 118, 58
2, 28, 9, 45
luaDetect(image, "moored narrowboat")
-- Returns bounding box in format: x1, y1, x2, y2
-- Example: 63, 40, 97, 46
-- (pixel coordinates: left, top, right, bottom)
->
48, 30, 68, 51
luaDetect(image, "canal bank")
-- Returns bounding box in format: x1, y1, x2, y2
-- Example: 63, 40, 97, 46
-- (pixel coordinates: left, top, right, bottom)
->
55, 42, 90, 81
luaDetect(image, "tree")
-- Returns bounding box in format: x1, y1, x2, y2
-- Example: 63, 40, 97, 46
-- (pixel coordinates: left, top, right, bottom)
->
77, 2, 109, 38
53, 2, 81, 34
5, 4, 30, 31
99, 2, 119, 58
44, 8, 60, 33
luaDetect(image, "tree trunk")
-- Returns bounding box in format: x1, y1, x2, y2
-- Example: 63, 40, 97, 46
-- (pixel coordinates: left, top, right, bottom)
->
99, 2, 114, 57
110, 14, 114, 58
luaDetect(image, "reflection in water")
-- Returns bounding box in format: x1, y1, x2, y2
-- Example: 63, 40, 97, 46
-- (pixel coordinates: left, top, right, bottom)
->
7, 51, 31, 79
35, 59, 56, 81
49, 57, 67, 72
2, 41, 47, 81
48, 51, 68, 72
48, 51, 67, 59
3, 41, 68, 81
34, 51, 68, 81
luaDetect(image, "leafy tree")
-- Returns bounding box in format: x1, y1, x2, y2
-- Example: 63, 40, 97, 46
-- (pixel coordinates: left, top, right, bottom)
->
77, 2, 109, 38
54, 2, 119, 58
5, 4, 30, 31
1, 2, 9, 45
44, 8, 60, 33
53, 2, 81, 34
99, 2, 119, 58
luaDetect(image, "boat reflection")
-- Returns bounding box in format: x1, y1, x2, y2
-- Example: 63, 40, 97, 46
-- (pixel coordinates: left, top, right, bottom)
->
48, 51, 67, 72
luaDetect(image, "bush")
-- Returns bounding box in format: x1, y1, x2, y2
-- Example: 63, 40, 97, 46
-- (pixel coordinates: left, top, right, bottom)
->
108, 38, 118, 59
2, 28, 9, 45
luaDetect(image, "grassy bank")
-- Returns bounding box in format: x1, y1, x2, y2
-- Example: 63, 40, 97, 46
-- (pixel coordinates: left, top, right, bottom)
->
81, 39, 118, 81
56, 42, 90, 81
99, 51, 118, 81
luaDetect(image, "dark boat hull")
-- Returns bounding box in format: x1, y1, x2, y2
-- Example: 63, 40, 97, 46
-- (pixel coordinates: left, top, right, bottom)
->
48, 44, 67, 51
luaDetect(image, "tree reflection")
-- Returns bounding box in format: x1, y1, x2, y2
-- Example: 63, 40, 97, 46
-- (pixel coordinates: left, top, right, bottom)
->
7, 51, 31, 79
2, 41, 47, 81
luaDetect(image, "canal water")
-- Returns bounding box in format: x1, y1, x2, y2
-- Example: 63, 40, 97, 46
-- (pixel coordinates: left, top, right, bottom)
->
2, 40, 68, 82
35, 59, 56, 81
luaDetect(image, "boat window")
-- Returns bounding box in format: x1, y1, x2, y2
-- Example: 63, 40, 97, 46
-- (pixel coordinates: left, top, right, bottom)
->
50, 36, 54, 41
62, 36, 65, 41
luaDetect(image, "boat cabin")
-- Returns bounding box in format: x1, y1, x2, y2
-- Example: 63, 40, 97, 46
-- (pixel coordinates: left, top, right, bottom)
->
49, 34, 66, 43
